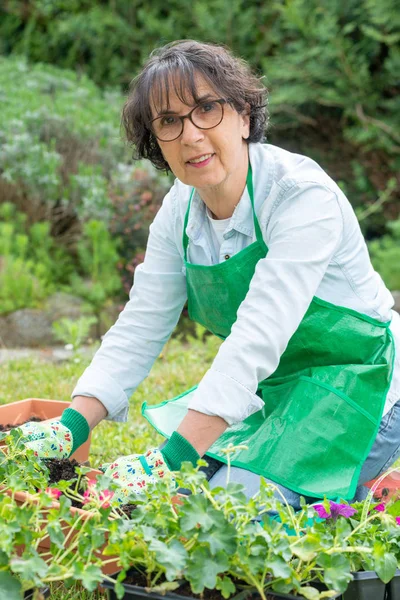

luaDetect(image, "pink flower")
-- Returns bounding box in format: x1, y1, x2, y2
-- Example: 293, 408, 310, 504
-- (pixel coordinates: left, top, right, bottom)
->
374, 503, 386, 512
45, 487, 62, 500
99, 489, 114, 508
396, 517, 400, 526
314, 501, 357, 520
82, 490, 92, 504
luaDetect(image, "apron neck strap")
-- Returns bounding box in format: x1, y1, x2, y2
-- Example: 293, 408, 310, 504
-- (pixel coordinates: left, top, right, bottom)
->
182, 162, 263, 261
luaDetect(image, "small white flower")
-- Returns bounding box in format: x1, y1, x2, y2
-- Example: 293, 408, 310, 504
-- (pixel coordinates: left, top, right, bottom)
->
64, 344, 74, 351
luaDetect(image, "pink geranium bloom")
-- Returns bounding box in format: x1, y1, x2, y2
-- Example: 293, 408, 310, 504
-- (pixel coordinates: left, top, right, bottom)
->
99, 489, 114, 508
82, 490, 92, 504
374, 503, 386, 512
45, 487, 62, 500
314, 501, 357, 520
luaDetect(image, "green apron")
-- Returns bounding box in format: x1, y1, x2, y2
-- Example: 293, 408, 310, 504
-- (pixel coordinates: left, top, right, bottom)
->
142, 165, 395, 499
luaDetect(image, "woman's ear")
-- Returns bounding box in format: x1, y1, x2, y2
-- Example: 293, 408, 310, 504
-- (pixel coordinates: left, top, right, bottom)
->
241, 103, 251, 140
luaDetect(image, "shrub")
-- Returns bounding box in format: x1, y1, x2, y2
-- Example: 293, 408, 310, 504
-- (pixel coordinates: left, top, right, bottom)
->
369, 219, 400, 291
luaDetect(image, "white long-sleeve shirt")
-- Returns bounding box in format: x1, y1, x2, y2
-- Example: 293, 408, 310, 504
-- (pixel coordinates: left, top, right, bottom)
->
72, 143, 400, 425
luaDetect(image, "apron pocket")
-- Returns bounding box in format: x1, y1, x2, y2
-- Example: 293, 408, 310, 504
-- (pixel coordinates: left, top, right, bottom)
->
211, 376, 378, 499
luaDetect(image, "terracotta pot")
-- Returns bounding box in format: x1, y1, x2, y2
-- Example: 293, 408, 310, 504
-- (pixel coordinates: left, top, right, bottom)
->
0, 398, 91, 463
3, 467, 121, 575
365, 470, 400, 501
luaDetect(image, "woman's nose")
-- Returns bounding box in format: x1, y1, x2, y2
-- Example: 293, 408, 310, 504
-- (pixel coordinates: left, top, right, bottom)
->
180, 117, 205, 144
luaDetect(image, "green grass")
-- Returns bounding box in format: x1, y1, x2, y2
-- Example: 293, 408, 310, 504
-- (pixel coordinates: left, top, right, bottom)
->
0, 330, 221, 598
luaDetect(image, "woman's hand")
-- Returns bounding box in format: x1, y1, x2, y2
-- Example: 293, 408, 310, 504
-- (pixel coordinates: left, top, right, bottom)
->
17, 420, 73, 459
100, 449, 174, 504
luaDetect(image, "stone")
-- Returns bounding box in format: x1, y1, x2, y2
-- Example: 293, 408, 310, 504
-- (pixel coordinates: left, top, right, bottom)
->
0, 292, 121, 348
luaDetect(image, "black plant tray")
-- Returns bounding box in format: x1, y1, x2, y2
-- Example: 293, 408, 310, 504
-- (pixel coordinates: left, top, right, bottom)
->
102, 572, 342, 600
387, 569, 400, 600
342, 570, 389, 600
24, 588, 50, 599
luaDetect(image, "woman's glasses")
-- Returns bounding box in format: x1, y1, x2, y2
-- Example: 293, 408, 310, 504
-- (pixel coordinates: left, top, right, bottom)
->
150, 99, 227, 142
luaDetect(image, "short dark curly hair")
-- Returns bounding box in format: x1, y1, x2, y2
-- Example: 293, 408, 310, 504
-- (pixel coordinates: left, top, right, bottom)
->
122, 40, 269, 171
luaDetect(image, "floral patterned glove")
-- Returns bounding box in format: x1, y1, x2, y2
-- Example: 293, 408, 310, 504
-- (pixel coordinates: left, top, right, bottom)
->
17, 408, 89, 460
100, 448, 174, 505
18, 420, 73, 459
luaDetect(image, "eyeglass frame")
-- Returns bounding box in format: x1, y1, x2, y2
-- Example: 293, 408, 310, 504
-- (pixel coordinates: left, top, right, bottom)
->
150, 98, 228, 142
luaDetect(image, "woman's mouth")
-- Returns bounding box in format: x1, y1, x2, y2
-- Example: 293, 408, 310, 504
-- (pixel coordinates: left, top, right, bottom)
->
186, 153, 215, 168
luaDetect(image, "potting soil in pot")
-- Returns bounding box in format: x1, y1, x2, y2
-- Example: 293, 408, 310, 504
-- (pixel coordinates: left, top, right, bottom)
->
0, 416, 42, 431
44, 458, 137, 514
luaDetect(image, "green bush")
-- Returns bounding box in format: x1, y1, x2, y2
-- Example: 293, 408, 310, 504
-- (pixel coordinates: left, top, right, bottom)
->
1, 0, 398, 235
0, 203, 76, 314
369, 219, 400, 291
0, 57, 169, 316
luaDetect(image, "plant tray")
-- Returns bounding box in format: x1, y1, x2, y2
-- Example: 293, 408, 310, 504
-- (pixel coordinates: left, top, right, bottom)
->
101, 573, 342, 600
387, 569, 400, 600
0, 398, 91, 463
24, 587, 50, 599
342, 570, 388, 600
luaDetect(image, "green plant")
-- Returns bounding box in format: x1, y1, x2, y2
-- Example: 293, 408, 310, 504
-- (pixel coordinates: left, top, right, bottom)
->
68, 220, 122, 327
0, 204, 74, 314
52, 316, 98, 354
369, 218, 400, 290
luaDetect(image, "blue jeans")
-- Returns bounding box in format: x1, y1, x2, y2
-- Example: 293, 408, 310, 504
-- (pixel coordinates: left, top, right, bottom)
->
208, 398, 400, 508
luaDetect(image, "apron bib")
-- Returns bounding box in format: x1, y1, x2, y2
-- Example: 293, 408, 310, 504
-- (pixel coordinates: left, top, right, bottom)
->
143, 165, 395, 499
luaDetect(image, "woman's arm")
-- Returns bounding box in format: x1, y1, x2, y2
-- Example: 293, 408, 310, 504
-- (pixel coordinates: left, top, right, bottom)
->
177, 409, 228, 455
71, 188, 187, 423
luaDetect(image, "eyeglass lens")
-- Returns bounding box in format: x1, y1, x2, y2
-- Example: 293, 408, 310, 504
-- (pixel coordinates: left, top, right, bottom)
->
152, 100, 224, 141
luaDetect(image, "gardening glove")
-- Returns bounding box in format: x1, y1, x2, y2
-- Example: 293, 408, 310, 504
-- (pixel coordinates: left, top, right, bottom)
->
100, 431, 200, 504
17, 408, 89, 460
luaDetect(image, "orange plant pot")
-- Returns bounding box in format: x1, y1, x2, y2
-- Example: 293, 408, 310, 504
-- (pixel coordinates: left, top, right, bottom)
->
4, 468, 121, 575
365, 470, 400, 501
0, 398, 91, 464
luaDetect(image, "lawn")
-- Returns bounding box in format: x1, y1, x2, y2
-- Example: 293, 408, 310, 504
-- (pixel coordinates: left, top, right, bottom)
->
0, 328, 221, 598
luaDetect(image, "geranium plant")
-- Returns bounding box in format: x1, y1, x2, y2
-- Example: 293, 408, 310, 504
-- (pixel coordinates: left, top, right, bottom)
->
1, 431, 400, 600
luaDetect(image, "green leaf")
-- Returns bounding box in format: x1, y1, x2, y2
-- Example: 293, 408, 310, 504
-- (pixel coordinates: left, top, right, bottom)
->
298, 586, 320, 600
46, 521, 65, 548
72, 563, 104, 592
179, 495, 219, 532
268, 556, 292, 579
373, 549, 397, 584
216, 575, 236, 599
148, 539, 187, 581
0, 571, 22, 600
10, 553, 48, 584
197, 520, 237, 555
292, 535, 320, 561
186, 548, 229, 593
317, 553, 352, 593
387, 501, 400, 517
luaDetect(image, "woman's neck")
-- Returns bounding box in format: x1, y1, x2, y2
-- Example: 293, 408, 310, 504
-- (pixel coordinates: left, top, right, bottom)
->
198, 150, 249, 220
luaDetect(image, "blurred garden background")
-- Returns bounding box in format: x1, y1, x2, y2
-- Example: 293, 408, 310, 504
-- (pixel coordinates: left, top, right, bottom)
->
0, 0, 399, 354
0, 2, 399, 596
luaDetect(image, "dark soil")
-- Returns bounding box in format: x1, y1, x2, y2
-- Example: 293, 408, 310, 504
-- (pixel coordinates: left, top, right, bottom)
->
43, 457, 137, 514
121, 570, 238, 600
0, 416, 42, 431
119, 570, 258, 600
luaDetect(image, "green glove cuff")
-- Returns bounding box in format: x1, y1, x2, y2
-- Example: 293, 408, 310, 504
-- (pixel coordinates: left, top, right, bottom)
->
161, 431, 200, 471
60, 408, 90, 455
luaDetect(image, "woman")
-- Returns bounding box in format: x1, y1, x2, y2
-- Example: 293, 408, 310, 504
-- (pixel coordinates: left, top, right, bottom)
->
20, 40, 400, 508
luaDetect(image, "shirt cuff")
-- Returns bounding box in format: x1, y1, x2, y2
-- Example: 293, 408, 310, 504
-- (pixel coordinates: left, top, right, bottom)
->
187, 369, 264, 426
71, 367, 129, 422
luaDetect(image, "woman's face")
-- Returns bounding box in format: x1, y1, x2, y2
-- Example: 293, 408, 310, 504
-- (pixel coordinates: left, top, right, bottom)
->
151, 74, 250, 192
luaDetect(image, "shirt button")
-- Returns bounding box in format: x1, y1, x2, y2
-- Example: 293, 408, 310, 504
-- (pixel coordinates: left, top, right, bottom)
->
224, 254, 230, 260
